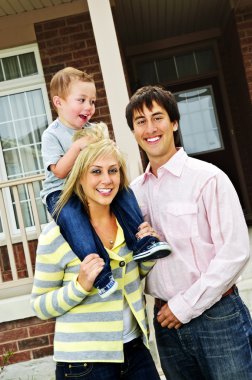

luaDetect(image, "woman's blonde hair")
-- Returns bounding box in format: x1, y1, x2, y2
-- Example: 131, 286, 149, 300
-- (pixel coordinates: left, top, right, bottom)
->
54, 123, 129, 217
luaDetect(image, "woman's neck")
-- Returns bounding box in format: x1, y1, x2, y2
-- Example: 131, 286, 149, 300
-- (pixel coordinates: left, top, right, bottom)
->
89, 203, 110, 223
90, 205, 118, 249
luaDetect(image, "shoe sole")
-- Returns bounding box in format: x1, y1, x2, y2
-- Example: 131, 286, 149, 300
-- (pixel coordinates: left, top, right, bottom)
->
99, 281, 118, 298
134, 248, 172, 262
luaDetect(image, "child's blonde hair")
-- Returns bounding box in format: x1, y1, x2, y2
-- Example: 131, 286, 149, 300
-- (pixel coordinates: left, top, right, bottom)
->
50, 66, 94, 106
55, 123, 129, 217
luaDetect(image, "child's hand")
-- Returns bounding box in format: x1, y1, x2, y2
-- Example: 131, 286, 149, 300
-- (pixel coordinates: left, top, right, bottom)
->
136, 221, 160, 240
77, 253, 105, 292
74, 136, 94, 151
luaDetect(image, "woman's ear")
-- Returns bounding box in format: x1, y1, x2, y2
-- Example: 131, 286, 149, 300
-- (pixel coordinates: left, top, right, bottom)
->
173, 121, 178, 132
53, 96, 61, 109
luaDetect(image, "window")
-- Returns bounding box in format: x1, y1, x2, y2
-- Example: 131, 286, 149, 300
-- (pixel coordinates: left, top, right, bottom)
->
0, 44, 52, 235
175, 86, 223, 154
135, 48, 217, 85
0, 52, 38, 81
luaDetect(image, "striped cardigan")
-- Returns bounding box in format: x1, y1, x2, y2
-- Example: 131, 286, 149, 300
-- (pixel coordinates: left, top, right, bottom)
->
31, 220, 155, 363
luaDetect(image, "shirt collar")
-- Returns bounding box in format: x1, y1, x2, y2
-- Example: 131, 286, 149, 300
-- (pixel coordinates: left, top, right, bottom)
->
142, 147, 187, 183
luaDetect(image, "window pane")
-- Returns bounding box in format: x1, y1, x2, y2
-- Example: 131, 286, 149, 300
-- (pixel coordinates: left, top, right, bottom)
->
0, 122, 16, 149
0, 90, 47, 180
0, 63, 4, 82
11, 183, 49, 228
136, 61, 158, 86
175, 86, 223, 154
36, 199, 49, 225
33, 116, 47, 142
2, 56, 21, 80
15, 119, 33, 146
156, 57, 177, 82
19, 53, 38, 76
3, 149, 22, 178
0, 96, 11, 123
37, 142, 44, 169
196, 49, 216, 74
175, 53, 197, 78
20, 146, 40, 176
27, 89, 46, 115
12, 187, 33, 229
9, 93, 28, 119
33, 181, 49, 225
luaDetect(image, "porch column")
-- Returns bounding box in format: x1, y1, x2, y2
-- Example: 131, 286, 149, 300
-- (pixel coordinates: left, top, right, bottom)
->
87, 0, 143, 180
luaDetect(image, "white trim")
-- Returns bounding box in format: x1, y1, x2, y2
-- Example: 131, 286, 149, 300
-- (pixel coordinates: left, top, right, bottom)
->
0, 43, 52, 237
0, 43, 46, 93
0, 294, 35, 323
87, 0, 143, 181
0, 43, 39, 59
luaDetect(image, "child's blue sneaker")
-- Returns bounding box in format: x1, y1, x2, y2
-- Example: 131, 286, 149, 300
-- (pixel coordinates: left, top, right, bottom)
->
98, 277, 118, 298
133, 241, 172, 262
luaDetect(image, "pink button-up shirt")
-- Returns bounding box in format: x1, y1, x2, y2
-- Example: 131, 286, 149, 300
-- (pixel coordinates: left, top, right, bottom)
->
131, 148, 250, 324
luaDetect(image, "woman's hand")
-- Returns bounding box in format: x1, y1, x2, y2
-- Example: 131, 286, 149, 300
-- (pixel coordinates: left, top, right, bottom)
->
77, 254, 105, 292
136, 221, 160, 240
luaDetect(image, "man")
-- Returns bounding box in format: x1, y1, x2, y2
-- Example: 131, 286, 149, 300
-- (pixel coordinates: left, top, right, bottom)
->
126, 85, 252, 380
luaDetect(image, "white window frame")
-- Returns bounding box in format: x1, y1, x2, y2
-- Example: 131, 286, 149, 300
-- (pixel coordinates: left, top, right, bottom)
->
0, 43, 52, 242
175, 85, 224, 155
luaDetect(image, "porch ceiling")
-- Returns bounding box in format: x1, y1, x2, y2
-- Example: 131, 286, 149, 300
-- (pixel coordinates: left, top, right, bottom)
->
0, 0, 250, 47
112, 0, 251, 48
0, 0, 77, 16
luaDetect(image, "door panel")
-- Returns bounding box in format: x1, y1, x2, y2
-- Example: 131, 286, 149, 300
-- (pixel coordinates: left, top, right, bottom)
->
168, 77, 244, 207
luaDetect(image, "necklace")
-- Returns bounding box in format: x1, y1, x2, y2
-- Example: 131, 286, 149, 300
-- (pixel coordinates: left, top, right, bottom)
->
91, 214, 117, 249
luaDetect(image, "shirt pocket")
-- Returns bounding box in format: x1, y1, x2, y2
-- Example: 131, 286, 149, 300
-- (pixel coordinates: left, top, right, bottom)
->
161, 202, 198, 238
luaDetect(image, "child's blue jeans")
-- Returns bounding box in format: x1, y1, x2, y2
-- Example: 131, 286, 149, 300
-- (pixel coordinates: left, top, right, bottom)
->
46, 188, 158, 290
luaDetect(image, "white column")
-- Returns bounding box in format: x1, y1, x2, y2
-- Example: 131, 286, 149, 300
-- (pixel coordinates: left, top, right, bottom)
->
87, 0, 143, 181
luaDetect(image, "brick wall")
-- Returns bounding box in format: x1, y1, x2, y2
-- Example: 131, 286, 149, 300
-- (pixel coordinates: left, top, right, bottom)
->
0, 238, 53, 367
0, 240, 37, 282
34, 12, 113, 136
235, 4, 252, 211
235, 4, 252, 102
0, 317, 55, 367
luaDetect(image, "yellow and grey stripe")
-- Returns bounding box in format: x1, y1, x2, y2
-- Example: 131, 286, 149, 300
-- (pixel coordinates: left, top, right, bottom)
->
31, 221, 155, 363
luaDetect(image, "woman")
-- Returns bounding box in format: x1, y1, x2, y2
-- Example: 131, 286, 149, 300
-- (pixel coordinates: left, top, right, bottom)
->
31, 124, 161, 380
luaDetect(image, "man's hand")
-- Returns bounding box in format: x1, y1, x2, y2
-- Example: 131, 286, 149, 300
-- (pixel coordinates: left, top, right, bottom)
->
136, 221, 160, 240
157, 303, 183, 330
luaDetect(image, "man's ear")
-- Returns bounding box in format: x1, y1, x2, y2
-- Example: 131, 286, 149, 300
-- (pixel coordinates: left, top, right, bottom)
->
53, 96, 61, 109
173, 121, 178, 132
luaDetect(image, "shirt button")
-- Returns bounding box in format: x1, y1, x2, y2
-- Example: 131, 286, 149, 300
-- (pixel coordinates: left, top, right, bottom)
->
119, 261, 125, 267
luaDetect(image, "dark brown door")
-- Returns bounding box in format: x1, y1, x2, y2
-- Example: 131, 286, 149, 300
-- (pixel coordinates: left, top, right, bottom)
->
167, 77, 244, 207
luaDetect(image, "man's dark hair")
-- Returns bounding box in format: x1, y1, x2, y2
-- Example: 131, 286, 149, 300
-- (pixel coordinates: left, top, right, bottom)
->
125, 85, 180, 130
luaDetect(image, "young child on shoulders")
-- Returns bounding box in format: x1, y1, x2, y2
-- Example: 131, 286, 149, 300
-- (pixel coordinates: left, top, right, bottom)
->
41, 67, 171, 298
